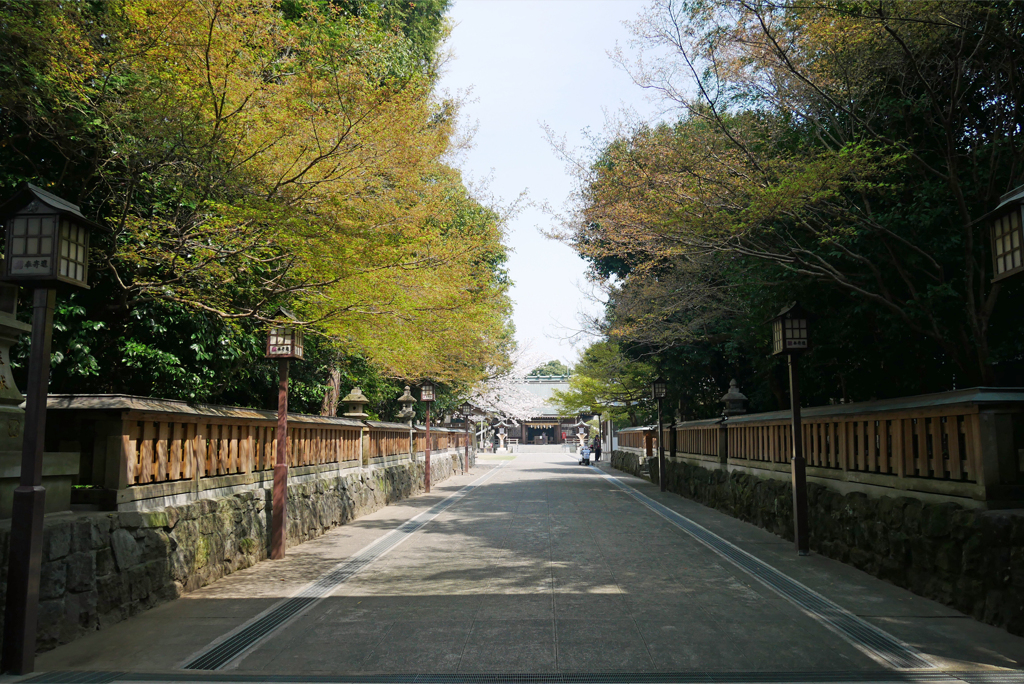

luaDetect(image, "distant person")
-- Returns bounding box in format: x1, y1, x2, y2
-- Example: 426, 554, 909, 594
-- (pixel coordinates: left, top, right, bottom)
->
592, 438, 602, 462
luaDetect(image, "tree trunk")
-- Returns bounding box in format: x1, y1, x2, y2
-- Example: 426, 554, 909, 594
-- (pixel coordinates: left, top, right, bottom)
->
321, 368, 341, 416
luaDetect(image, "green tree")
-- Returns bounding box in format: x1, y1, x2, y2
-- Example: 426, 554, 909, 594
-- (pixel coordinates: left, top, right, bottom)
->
528, 359, 570, 376
556, 1, 1024, 405
0, 0, 512, 408
549, 342, 654, 426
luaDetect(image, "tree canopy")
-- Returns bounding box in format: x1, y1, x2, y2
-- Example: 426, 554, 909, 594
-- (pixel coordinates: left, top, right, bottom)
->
0, 0, 511, 415
549, 341, 654, 426
556, 0, 1024, 417
528, 359, 571, 376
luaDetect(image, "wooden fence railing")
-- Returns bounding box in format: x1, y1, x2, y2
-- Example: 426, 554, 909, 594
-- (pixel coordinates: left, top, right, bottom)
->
114, 410, 365, 487
676, 422, 720, 459
46, 395, 473, 510
617, 388, 1024, 505
616, 428, 651, 450
726, 410, 986, 481
368, 426, 411, 460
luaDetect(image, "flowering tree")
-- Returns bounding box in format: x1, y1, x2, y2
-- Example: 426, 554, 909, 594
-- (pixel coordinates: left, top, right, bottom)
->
469, 347, 546, 422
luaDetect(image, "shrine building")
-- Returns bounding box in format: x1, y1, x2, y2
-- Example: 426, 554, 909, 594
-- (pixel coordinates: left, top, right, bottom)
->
505, 375, 583, 446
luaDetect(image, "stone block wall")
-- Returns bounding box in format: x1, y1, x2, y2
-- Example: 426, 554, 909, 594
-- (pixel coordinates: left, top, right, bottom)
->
0, 453, 469, 653
644, 458, 1024, 637
610, 450, 645, 479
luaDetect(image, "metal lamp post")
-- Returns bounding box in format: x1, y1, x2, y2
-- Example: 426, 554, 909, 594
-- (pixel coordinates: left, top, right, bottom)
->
265, 308, 304, 560
651, 377, 667, 492
0, 184, 100, 675
460, 402, 473, 472
771, 301, 811, 555
421, 381, 435, 493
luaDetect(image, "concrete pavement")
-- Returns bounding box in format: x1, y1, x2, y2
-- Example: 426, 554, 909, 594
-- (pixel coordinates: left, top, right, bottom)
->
25, 450, 1024, 678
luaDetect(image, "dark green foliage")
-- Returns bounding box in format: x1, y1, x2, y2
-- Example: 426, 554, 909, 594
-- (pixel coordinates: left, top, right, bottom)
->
574, 2, 1024, 418
279, 0, 451, 79
528, 360, 570, 377
0, 0, 489, 415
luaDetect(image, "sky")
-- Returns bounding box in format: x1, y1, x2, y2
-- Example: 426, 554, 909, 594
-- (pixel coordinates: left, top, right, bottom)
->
437, 0, 659, 368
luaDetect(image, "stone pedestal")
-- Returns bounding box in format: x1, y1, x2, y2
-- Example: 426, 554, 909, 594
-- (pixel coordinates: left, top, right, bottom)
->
0, 450, 79, 518
0, 306, 79, 519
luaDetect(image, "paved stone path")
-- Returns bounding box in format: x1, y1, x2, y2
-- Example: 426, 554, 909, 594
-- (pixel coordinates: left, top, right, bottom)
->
29, 451, 1024, 677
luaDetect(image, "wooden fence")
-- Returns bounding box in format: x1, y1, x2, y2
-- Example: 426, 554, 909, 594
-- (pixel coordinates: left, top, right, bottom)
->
368, 426, 412, 460
45, 395, 472, 510
726, 410, 985, 481
676, 423, 720, 459
617, 428, 651, 451
125, 420, 362, 485
614, 387, 1024, 505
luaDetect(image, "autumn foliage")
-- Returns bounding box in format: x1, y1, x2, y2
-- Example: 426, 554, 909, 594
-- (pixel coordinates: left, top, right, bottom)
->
558, 0, 1024, 414
0, 0, 512, 409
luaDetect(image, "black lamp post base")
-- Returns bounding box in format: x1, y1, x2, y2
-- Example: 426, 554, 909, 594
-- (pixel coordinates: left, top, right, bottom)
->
2, 485, 47, 674
791, 455, 809, 554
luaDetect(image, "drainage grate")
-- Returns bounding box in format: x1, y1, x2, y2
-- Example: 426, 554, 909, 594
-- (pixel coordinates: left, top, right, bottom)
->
596, 469, 934, 671
181, 464, 508, 671
23, 671, 1019, 684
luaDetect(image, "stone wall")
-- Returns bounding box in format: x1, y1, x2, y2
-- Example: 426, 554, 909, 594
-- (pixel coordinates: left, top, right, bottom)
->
610, 450, 646, 479
0, 453, 469, 653
645, 458, 1024, 637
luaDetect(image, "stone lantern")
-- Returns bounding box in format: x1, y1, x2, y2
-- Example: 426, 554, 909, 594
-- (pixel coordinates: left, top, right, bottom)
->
341, 387, 370, 419
720, 379, 748, 416
397, 386, 416, 424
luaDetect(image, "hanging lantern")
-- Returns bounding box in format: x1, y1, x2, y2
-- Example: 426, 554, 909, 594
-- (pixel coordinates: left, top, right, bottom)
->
651, 377, 667, 401
770, 302, 811, 356
988, 184, 1024, 282
0, 183, 103, 289
265, 307, 304, 359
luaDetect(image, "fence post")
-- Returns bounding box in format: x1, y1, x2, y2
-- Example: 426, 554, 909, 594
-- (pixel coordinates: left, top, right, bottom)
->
978, 409, 1020, 491
718, 423, 728, 465
360, 425, 370, 468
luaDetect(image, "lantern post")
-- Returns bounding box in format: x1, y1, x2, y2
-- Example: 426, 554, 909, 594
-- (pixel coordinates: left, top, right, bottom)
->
651, 377, 667, 492
265, 308, 304, 560
460, 402, 473, 472
421, 381, 435, 493
771, 301, 811, 555
0, 184, 100, 675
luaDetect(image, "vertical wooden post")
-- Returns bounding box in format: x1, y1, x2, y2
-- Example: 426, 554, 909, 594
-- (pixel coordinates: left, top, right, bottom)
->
789, 355, 809, 556
272, 359, 289, 560
2, 288, 55, 675
425, 403, 432, 493
718, 421, 728, 464
657, 399, 666, 491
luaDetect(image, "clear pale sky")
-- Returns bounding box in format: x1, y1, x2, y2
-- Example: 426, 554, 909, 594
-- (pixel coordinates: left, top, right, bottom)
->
437, 0, 657, 368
